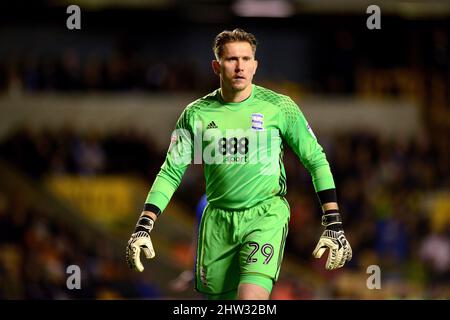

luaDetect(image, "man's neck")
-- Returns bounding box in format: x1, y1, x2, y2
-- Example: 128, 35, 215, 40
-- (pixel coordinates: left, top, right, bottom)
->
220, 84, 253, 103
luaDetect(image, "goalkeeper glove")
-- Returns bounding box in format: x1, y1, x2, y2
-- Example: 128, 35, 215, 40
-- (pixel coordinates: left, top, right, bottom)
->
312, 211, 352, 270
126, 215, 155, 272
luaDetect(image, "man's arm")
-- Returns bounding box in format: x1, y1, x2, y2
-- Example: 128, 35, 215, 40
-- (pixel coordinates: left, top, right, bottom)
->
126, 108, 194, 272
279, 97, 352, 270
144, 111, 195, 214
322, 202, 338, 212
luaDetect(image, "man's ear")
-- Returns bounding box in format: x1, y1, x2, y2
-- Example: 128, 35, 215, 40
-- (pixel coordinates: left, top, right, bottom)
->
254, 59, 258, 75
212, 60, 221, 75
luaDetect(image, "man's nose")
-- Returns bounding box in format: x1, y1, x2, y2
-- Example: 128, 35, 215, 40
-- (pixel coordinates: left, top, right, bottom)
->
235, 59, 244, 71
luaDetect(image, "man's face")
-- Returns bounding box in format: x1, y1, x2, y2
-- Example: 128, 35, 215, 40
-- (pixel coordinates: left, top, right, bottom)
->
213, 41, 258, 92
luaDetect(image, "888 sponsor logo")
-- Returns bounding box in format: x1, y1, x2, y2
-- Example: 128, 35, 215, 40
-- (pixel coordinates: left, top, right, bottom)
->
218, 137, 249, 163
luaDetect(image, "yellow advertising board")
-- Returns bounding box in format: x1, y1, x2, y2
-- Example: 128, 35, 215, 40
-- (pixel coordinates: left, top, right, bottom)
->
46, 175, 147, 229
432, 193, 450, 232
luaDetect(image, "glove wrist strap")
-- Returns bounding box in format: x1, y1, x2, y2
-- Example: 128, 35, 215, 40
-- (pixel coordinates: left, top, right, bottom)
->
322, 209, 343, 231
135, 216, 154, 233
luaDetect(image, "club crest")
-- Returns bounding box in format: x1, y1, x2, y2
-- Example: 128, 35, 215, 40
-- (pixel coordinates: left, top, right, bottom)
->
251, 113, 264, 131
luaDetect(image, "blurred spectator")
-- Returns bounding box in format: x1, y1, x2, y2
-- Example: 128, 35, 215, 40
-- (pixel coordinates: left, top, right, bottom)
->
419, 229, 450, 277
73, 132, 106, 175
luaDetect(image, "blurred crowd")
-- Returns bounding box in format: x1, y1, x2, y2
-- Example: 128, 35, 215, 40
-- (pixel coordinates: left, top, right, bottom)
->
0, 124, 448, 299
0, 49, 206, 94
0, 126, 163, 179
0, 189, 162, 299
0, 24, 447, 99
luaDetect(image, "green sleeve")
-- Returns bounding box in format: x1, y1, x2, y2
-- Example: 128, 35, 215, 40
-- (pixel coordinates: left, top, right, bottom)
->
279, 97, 335, 192
145, 108, 194, 213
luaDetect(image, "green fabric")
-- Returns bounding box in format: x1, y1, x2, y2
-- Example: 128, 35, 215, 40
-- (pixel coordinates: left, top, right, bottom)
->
195, 196, 289, 296
239, 273, 274, 295
146, 84, 335, 212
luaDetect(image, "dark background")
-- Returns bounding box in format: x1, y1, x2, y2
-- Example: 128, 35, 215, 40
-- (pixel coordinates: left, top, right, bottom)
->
0, 0, 448, 300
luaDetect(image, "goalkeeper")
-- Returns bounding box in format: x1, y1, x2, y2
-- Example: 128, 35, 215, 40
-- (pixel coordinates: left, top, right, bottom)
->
126, 28, 352, 300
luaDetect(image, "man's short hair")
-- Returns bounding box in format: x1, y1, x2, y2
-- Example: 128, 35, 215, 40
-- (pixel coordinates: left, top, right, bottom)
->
213, 28, 258, 60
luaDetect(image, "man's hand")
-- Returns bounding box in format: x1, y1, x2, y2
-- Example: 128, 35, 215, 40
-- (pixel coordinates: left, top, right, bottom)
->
313, 229, 352, 270
312, 211, 352, 270
126, 216, 155, 272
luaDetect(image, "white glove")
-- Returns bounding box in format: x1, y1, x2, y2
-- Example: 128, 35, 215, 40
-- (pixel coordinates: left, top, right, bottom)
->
313, 229, 352, 270
126, 216, 155, 272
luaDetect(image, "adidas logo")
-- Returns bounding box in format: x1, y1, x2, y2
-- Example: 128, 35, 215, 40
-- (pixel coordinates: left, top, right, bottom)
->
206, 121, 218, 129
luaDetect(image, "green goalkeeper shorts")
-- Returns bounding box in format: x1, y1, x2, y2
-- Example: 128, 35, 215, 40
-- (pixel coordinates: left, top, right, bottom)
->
195, 196, 290, 296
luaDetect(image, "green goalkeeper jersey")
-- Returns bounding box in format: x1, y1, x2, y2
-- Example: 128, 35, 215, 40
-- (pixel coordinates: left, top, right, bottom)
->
146, 84, 335, 211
